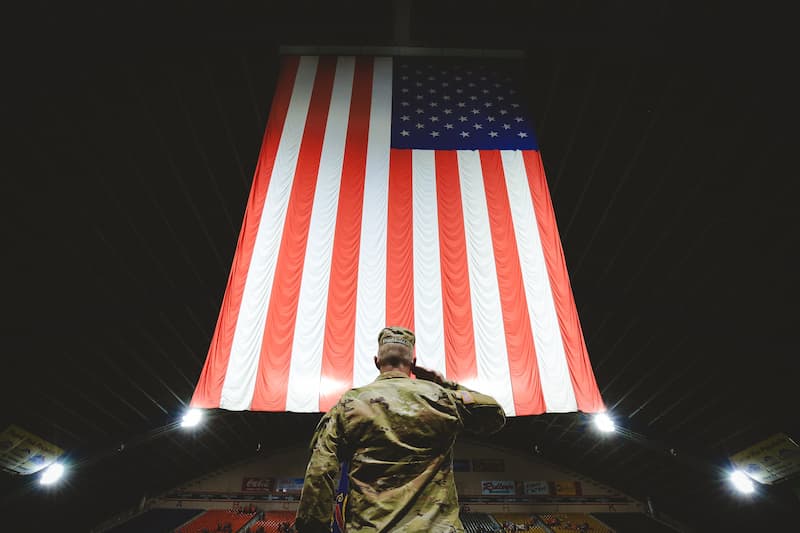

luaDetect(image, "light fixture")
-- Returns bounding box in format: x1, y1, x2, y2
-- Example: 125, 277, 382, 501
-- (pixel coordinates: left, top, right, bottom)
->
593, 412, 615, 433
729, 470, 755, 494
39, 462, 65, 486
181, 408, 204, 428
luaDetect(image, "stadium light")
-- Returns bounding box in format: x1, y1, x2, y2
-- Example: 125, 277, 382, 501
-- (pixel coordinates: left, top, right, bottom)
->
593, 412, 615, 433
181, 408, 204, 428
729, 470, 755, 494
39, 462, 65, 486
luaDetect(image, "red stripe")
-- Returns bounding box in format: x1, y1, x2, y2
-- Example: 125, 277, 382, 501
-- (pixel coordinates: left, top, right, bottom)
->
250, 57, 338, 411
318, 57, 374, 411
386, 149, 415, 331
522, 151, 604, 412
190, 56, 300, 408
479, 151, 547, 415
435, 151, 478, 383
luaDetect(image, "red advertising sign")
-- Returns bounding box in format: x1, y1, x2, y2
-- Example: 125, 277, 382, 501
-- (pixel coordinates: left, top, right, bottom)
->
241, 477, 274, 493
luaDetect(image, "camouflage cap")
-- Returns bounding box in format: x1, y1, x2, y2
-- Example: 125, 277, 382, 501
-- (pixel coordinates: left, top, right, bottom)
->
378, 326, 416, 348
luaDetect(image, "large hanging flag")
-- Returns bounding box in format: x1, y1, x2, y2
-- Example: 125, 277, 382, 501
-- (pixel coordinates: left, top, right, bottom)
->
191, 55, 604, 416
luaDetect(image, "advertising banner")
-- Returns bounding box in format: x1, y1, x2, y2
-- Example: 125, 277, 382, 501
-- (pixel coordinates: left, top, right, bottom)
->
730, 433, 800, 485
553, 480, 582, 496
275, 478, 306, 493
481, 480, 516, 495
241, 477, 275, 493
523, 481, 550, 495
0, 425, 64, 475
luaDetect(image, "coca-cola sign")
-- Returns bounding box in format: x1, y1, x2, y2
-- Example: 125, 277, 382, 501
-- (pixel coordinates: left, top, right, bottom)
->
241, 477, 275, 492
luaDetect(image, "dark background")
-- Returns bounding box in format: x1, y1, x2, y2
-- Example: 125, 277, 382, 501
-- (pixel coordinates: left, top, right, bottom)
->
1, 1, 798, 530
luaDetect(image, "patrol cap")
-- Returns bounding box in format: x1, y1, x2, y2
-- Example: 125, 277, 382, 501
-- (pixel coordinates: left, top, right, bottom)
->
378, 326, 415, 349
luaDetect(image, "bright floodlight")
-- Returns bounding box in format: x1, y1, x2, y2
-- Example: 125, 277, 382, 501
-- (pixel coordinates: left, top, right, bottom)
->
39, 462, 65, 486
593, 412, 615, 433
181, 408, 204, 428
730, 470, 755, 494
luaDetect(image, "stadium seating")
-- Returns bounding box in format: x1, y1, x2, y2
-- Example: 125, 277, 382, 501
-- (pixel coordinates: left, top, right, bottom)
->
248, 511, 296, 533
460, 512, 502, 532
491, 513, 548, 532
537, 513, 611, 533
590, 513, 679, 533
176, 509, 255, 533
105, 508, 203, 533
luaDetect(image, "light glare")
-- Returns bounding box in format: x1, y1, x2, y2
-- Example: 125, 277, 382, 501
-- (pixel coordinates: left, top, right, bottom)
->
593, 412, 615, 433
40, 462, 65, 485
730, 470, 755, 494
181, 408, 204, 428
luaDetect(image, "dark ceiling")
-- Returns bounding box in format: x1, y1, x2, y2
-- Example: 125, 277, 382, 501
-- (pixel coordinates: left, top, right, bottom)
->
2, 1, 799, 531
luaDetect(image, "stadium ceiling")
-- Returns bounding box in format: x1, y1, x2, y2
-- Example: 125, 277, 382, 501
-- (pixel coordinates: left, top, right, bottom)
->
2, 1, 798, 530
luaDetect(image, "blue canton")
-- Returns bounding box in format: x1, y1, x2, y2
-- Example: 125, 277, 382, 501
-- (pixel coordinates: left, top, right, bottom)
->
391, 59, 538, 150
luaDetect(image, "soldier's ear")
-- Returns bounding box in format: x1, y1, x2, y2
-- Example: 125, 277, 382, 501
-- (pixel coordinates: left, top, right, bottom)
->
374, 355, 380, 370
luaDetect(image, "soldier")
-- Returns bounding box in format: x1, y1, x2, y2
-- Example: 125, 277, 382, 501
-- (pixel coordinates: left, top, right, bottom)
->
295, 326, 506, 533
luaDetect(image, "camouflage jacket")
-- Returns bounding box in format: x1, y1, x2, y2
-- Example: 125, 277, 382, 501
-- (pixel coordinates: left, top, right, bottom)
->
295, 370, 506, 533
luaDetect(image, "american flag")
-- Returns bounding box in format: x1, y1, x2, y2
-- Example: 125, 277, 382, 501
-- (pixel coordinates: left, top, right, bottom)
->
190, 55, 604, 416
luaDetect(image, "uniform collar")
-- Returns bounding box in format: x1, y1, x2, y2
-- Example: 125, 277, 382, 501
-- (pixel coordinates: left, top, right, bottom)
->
375, 369, 411, 381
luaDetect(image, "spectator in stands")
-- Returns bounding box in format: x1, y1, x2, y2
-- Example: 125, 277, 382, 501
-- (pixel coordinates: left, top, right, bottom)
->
295, 326, 506, 533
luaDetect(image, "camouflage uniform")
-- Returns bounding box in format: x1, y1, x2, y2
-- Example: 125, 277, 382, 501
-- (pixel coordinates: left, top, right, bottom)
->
295, 370, 506, 533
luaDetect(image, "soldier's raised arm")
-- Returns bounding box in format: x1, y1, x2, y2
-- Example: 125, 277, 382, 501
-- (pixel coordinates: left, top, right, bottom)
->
413, 365, 506, 435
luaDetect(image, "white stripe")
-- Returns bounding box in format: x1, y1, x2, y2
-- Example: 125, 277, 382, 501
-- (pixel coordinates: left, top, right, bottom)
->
284, 57, 355, 412
456, 151, 516, 416
501, 150, 577, 412
412, 150, 447, 375
220, 56, 319, 410
353, 57, 393, 388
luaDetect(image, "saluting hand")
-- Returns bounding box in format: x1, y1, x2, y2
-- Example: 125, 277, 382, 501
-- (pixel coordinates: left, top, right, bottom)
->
412, 364, 445, 385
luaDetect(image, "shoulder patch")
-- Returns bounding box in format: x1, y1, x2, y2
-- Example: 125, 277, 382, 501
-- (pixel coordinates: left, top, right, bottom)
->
457, 390, 475, 405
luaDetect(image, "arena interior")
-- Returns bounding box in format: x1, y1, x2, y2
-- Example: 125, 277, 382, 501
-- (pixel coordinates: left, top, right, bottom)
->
2, 1, 799, 532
